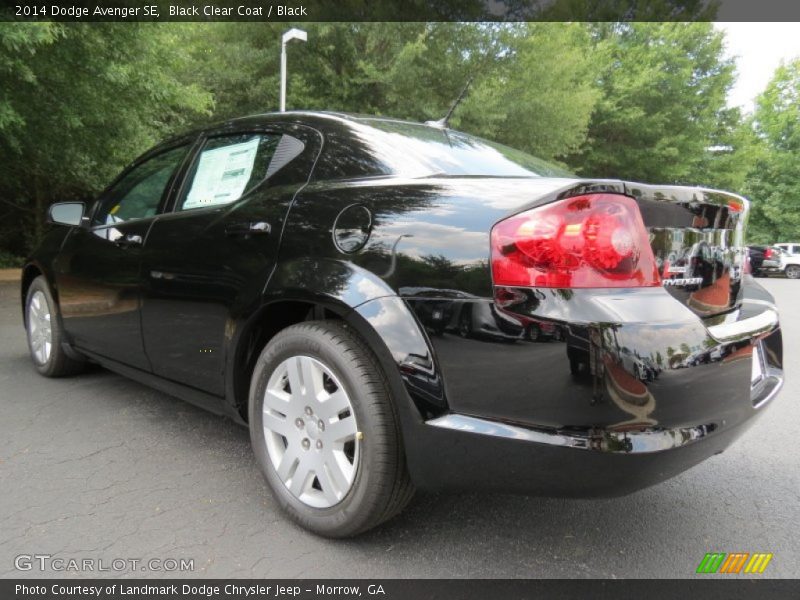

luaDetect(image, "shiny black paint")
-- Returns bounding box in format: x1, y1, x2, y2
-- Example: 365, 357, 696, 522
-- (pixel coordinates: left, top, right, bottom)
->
24, 112, 783, 497
58, 220, 155, 370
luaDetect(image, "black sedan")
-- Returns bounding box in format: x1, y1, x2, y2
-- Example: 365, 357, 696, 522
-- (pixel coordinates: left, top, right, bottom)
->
22, 112, 783, 537
747, 244, 781, 276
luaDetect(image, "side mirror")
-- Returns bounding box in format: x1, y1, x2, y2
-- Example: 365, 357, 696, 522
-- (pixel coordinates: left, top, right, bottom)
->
48, 202, 85, 226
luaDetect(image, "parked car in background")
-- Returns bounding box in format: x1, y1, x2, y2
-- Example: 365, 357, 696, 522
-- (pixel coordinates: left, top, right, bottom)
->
760, 244, 800, 279
516, 315, 563, 342
747, 245, 779, 277
22, 111, 783, 537
451, 299, 524, 341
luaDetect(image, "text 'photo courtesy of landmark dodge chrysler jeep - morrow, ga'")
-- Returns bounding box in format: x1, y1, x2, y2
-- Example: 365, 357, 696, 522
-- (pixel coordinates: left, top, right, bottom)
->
22, 112, 783, 537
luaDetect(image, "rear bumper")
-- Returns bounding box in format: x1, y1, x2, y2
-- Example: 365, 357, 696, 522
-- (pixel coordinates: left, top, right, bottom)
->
408, 397, 777, 496
399, 278, 784, 495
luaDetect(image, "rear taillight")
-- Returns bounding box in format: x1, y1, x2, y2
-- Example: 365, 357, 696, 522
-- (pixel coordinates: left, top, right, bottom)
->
490, 193, 660, 288
765, 248, 774, 259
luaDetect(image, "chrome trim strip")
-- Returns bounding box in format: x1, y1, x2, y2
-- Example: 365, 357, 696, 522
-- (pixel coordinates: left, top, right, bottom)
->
752, 370, 784, 409
707, 307, 779, 343
426, 414, 716, 454
428, 414, 582, 448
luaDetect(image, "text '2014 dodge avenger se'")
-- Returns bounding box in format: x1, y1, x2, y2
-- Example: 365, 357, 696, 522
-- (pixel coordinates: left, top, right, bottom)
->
22, 112, 783, 537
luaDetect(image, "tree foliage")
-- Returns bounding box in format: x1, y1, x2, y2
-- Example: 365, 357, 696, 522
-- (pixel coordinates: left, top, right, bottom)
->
457, 23, 599, 161
181, 23, 599, 162
745, 59, 800, 243
0, 23, 211, 251
569, 23, 735, 184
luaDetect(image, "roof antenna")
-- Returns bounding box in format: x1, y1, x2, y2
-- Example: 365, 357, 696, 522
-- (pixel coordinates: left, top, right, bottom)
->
425, 76, 474, 129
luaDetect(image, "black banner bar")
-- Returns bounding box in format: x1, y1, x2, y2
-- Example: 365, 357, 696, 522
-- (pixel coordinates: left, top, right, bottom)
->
3, 0, 800, 22
3, 579, 800, 600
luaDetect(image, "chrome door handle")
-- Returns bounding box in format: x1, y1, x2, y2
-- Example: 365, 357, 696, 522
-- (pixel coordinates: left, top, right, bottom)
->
225, 221, 271, 237
150, 270, 175, 281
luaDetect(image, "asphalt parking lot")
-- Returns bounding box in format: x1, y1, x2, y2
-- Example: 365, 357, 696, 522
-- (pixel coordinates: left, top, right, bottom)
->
1, 278, 798, 579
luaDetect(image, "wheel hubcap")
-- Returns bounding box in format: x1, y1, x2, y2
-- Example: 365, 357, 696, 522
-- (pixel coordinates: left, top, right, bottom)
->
262, 355, 360, 508
27, 290, 52, 365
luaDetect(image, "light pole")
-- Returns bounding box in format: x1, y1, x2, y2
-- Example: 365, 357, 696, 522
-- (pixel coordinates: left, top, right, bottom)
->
280, 28, 307, 112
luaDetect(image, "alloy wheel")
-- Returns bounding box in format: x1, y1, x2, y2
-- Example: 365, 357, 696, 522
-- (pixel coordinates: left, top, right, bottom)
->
786, 265, 800, 279
27, 290, 52, 365
261, 355, 360, 509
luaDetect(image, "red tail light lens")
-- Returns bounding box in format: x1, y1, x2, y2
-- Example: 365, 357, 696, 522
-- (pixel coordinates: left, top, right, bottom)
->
765, 248, 774, 259
491, 193, 660, 288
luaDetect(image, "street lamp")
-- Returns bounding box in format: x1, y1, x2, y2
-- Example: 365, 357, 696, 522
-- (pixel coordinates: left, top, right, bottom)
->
280, 28, 307, 112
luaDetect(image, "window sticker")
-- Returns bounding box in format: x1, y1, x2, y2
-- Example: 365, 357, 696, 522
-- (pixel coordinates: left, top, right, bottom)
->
183, 137, 260, 209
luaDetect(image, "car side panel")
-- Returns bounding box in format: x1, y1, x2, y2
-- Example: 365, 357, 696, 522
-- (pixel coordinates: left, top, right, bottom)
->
140, 202, 281, 396
140, 125, 323, 397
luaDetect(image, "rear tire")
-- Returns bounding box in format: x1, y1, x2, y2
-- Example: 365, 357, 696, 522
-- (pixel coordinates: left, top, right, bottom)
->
786, 265, 800, 279
249, 320, 414, 537
24, 276, 85, 377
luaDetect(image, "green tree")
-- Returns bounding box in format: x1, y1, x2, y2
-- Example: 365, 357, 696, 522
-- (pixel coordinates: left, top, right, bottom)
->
569, 23, 735, 185
694, 108, 761, 192
178, 23, 501, 122
180, 23, 598, 162
0, 23, 212, 253
0, 22, 61, 144
456, 23, 599, 161
745, 59, 800, 243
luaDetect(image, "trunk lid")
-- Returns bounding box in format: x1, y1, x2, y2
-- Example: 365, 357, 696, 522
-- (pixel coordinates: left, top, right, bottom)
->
625, 182, 748, 317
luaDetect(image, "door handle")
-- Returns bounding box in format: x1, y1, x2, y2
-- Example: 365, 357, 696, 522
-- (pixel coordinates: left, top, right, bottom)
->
225, 221, 271, 237
114, 234, 143, 248
150, 270, 176, 281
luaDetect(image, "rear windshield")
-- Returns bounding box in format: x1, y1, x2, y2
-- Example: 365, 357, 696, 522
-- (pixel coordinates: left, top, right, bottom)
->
359, 119, 574, 178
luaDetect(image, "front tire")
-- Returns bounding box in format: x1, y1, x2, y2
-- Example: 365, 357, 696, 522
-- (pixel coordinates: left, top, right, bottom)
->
24, 275, 85, 377
786, 265, 800, 279
249, 320, 413, 537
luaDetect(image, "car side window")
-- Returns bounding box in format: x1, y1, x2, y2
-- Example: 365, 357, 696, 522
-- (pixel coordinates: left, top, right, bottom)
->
177, 133, 304, 211
93, 145, 189, 227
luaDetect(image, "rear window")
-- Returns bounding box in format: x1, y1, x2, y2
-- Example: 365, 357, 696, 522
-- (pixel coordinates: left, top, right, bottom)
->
366, 120, 573, 178
319, 119, 574, 180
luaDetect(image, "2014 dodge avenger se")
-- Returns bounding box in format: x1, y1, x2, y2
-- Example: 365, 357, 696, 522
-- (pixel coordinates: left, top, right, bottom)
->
21, 112, 783, 536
